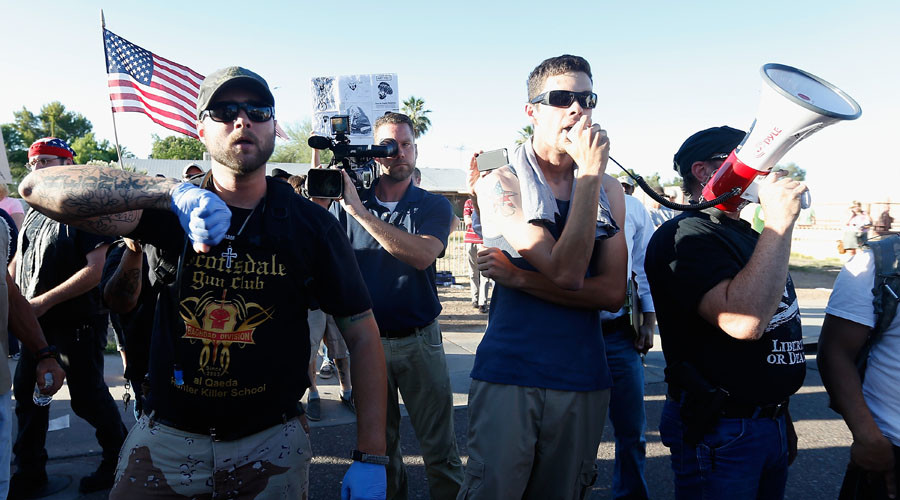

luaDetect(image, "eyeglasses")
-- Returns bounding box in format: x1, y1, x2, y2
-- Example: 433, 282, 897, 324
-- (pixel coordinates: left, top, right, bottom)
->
201, 102, 274, 123
529, 90, 598, 109
28, 157, 63, 169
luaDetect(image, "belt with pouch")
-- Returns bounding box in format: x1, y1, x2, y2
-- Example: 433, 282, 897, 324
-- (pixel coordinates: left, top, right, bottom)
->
380, 320, 434, 339
149, 404, 302, 442
669, 387, 789, 420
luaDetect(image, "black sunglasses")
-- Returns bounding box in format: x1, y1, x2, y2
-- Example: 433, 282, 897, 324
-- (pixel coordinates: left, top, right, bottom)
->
202, 102, 274, 123
529, 90, 598, 109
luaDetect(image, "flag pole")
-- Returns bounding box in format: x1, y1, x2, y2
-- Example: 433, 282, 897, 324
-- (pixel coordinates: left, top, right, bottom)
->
102, 10, 126, 170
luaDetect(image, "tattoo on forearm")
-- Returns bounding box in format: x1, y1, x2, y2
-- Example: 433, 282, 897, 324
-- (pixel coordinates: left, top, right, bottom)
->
492, 181, 517, 217
75, 212, 141, 235
335, 310, 374, 330
28, 167, 176, 217
110, 268, 141, 298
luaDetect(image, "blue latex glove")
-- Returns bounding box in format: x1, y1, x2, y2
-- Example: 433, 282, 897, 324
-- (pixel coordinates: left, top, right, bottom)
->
170, 182, 231, 252
341, 461, 386, 500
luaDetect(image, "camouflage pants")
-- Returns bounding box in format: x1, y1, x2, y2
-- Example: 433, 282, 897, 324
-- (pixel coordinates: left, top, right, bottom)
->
109, 414, 310, 499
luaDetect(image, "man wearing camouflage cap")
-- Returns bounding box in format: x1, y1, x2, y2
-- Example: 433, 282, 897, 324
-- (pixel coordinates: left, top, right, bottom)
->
18, 67, 388, 499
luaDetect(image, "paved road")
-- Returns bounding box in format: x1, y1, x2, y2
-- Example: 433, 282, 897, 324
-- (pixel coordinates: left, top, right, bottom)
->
11, 295, 852, 499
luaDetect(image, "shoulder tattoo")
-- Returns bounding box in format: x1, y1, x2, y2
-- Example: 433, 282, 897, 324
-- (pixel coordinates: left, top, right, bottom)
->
492, 180, 517, 217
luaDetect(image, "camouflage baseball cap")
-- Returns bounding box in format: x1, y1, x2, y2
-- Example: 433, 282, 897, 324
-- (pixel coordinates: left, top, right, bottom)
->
196, 66, 275, 119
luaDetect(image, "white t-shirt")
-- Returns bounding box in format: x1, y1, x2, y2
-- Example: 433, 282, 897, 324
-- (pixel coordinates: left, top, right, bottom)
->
825, 250, 900, 446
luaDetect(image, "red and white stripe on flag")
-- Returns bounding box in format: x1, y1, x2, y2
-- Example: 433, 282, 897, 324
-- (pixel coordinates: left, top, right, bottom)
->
104, 29, 204, 139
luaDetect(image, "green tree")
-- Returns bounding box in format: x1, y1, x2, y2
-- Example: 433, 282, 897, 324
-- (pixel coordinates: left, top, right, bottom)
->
515, 125, 533, 145
401, 96, 432, 139
774, 162, 806, 181
70, 132, 131, 163
36, 102, 92, 141
150, 134, 207, 160
271, 119, 333, 165
10, 102, 92, 146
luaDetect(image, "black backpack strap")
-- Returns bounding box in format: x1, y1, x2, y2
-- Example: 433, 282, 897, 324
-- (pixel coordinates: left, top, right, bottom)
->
870, 235, 900, 340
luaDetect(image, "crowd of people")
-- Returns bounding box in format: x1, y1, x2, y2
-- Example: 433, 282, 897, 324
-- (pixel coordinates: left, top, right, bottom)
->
0, 53, 896, 500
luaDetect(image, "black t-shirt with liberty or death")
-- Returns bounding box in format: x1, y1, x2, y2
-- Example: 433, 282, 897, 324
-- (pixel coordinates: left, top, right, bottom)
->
129, 181, 372, 432
645, 208, 806, 407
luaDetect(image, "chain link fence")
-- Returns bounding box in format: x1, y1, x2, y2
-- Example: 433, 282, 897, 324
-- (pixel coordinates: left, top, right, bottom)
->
436, 220, 469, 278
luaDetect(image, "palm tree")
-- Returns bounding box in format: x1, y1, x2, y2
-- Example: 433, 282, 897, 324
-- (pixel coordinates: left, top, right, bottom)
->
401, 96, 432, 138
515, 124, 533, 145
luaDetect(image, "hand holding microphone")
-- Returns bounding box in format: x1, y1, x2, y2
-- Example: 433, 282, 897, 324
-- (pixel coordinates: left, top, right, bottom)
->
564, 115, 609, 177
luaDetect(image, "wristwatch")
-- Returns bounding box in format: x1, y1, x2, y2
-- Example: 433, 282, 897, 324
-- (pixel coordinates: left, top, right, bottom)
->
35, 345, 59, 362
351, 449, 389, 466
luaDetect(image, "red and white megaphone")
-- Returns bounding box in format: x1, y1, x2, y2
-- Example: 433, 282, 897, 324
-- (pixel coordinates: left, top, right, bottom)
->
702, 63, 862, 212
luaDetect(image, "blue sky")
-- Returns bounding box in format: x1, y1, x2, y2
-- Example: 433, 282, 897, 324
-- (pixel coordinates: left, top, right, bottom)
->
1, 0, 897, 202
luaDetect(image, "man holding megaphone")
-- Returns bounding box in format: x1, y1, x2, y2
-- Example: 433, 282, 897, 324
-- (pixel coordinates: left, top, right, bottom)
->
645, 126, 808, 500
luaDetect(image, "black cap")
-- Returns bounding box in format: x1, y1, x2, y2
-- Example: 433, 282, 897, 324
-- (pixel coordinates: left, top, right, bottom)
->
271, 168, 291, 180
197, 66, 275, 119
673, 126, 745, 177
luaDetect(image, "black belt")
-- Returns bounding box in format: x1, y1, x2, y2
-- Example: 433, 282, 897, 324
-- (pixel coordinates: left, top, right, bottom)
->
601, 314, 631, 335
381, 321, 434, 339
149, 405, 301, 442
720, 400, 789, 420
668, 388, 789, 420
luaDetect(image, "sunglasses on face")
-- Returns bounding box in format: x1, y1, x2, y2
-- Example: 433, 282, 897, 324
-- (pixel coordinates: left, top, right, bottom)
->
201, 102, 274, 123
529, 90, 598, 109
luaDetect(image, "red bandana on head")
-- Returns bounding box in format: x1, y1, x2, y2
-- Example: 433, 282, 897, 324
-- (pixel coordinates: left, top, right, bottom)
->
28, 137, 76, 160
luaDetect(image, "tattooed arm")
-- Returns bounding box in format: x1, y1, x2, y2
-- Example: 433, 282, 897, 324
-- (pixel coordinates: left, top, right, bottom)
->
103, 239, 144, 314
476, 174, 628, 310
18, 165, 179, 236
474, 166, 607, 290
335, 309, 387, 455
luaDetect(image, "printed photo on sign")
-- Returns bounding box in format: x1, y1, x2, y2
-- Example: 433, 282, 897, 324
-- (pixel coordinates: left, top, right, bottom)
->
310, 73, 398, 142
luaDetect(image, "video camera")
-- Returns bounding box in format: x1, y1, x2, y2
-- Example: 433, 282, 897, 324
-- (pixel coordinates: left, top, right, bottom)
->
306, 115, 398, 198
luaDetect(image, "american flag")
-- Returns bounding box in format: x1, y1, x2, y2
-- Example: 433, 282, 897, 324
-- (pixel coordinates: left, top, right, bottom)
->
104, 29, 204, 139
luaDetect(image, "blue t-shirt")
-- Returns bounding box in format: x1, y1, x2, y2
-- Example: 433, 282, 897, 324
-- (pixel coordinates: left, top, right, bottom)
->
331, 181, 453, 331
471, 199, 613, 392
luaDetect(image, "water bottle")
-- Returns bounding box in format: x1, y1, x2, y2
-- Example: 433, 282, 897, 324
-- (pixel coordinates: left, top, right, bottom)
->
32, 372, 53, 406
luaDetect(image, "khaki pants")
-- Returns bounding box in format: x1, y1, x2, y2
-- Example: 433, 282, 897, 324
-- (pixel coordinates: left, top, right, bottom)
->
458, 380, 610, 500
383, 321, 464, 500
110, 415, 311, 499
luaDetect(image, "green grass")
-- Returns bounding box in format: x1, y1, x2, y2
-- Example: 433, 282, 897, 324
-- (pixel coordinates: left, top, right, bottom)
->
788, 252, 843, 273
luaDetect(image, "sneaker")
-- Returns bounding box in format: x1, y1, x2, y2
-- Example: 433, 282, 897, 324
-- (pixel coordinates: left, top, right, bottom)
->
307, 397, 321, 421
79, 459, 117, 494
9, 469, 48, 499
340, 393, 356, 414
319, 359, 335, 379
479, 304, 488, 313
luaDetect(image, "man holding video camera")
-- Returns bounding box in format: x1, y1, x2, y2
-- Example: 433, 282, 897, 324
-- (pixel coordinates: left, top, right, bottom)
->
461, 54, 627, 498
17, 66, 388, 500
645, 126, 806, 499
323, 112, 463, 500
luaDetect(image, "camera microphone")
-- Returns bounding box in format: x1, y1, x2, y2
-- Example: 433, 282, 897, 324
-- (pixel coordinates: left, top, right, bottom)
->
308, 136, 332, 150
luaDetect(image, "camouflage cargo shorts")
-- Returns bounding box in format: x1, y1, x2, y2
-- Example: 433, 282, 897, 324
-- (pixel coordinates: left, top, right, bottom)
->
109, 414, 311, 499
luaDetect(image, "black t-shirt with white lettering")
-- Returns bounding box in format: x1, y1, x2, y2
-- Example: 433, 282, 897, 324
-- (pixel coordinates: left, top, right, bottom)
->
645, 208, 805, 406
129, 183, 371, 431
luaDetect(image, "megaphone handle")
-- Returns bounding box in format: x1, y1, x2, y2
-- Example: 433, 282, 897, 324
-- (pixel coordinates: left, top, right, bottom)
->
800, 190, 811, 210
